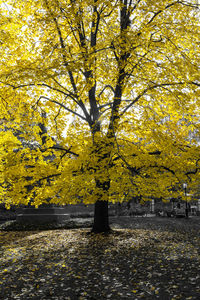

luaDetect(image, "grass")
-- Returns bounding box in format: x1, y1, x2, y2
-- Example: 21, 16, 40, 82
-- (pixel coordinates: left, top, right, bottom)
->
0, 217, 200, 299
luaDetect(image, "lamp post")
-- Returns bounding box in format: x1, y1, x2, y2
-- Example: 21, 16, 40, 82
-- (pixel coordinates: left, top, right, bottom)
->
183, 183, 188, 218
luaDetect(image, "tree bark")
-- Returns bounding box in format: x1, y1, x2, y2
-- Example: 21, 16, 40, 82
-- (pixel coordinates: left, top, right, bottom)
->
92, 200, 110, 233
92, 178, 111, 233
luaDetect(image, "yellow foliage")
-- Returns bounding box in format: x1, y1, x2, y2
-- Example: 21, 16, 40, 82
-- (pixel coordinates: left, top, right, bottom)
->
0, 0, 199, 208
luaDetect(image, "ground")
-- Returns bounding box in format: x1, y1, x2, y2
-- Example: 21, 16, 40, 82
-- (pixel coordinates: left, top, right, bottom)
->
0, 217, 200, 300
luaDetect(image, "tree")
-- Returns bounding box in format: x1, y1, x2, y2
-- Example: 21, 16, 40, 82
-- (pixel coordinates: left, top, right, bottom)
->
0, 0, 200, 232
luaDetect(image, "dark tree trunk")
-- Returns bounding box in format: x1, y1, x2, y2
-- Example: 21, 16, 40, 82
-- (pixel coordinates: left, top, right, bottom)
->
92, 200, 110, 233
90, 138, 112, 233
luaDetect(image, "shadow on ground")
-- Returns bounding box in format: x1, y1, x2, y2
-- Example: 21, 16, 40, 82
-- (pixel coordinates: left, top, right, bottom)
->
0, 217, 200, 299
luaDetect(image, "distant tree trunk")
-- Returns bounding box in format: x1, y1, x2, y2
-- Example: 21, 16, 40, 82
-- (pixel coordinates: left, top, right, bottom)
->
92, 179, 111, 233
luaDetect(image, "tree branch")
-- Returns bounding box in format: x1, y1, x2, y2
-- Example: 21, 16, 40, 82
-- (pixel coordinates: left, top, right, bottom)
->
36, 96, 87, 121
49, 145, 79, 157
147, 2, 179, 25
191, 81, 200, 87
0, 81, 75, 99
121, 82, 185, 115
44, 0, 91, 125
98, 85, 115, 98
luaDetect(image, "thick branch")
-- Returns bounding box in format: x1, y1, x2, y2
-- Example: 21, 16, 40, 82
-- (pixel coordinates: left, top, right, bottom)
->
107, 1, 132, 137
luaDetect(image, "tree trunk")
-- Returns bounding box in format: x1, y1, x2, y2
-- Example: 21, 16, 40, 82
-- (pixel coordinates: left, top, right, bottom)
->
92, 200, 110, 233
90, 132, 112, 233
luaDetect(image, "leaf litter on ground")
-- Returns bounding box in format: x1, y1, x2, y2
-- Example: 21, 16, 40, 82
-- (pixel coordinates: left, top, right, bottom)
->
0, 217, 200, 299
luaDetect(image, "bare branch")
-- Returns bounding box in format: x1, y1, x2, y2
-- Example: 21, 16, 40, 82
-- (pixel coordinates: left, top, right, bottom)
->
51, 78, 77, 97
178, 1, 200, 9
102, 0, 119, 18
129, 0, 142, 13
98, 85, 115, 97
38, 173, 62, 183
121, 82, 185, 115
147, 2, 179, 25
98, 102, 113, 110
49, 145, 79, 157
191, 81, 200, 87
54, 106, 62, 136
0, 81, 75, 99
36, 96, 87, 121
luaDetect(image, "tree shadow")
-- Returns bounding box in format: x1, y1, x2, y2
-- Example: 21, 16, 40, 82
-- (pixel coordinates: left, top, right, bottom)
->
0, 226, 199, 300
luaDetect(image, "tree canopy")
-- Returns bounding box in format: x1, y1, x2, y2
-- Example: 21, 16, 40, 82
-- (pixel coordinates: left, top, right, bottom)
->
0, 0, 200, 231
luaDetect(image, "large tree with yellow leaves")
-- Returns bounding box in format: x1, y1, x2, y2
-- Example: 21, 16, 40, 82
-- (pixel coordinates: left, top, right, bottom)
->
0, 0, 199, 232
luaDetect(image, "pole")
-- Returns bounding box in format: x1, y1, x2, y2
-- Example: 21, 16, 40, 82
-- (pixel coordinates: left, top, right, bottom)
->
184, 184, 188, 218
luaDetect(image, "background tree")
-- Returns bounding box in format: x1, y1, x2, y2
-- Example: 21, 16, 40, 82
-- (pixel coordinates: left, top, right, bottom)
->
0, 0, 199, 232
